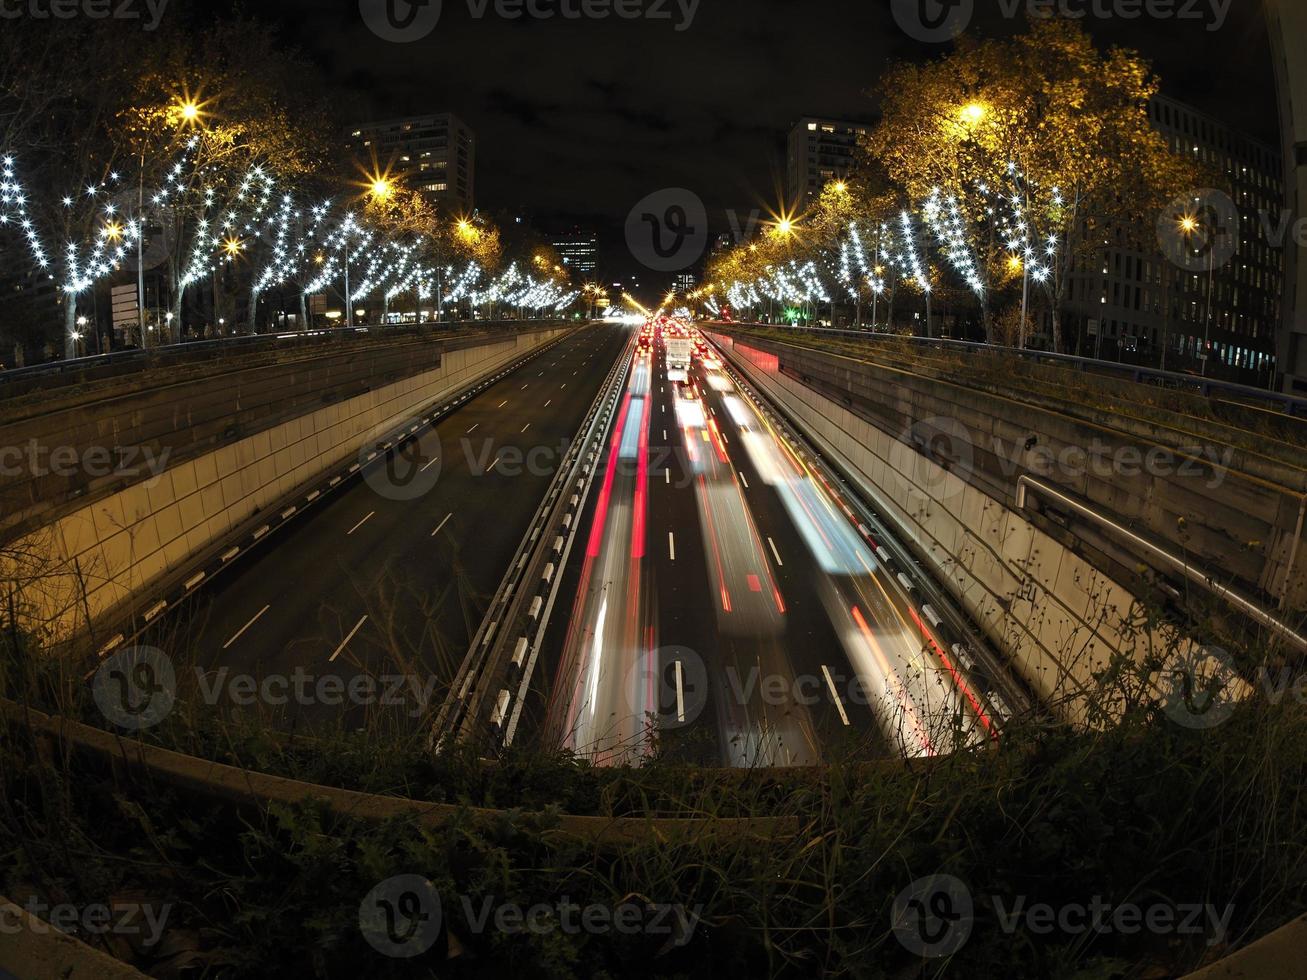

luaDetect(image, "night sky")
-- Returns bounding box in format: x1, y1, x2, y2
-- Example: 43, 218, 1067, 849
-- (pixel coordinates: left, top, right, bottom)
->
260, 0, 1280, 284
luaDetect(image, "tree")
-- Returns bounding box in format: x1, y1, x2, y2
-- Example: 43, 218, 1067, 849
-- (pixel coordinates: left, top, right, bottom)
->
868, 19, 1205, 351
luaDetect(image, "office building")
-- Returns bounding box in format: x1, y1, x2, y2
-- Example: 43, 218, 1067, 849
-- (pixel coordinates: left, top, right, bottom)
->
346, 113, 476, 214
786, 117, 873, 209
1062, 95, 1283, 387
553, 229, 598, 278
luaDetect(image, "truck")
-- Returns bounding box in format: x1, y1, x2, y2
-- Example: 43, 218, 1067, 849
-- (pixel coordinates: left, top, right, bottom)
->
665, 336, 694, 383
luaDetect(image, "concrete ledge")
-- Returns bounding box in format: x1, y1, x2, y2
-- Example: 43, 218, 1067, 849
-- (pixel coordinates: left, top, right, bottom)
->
0, 895, 151, 979
708, 330, 1209, 720
1, 699, 801, 845
3, 326, 572, 641
1180, 913, 1307, 979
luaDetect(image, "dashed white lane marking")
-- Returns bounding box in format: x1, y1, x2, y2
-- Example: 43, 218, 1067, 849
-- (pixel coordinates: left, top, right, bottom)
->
674, 660, 686, 722
420, 456, 440, 473
668, 532, 676, 561
489, 455, 504, 472
767, 537, 784, 567
223, 604, 270, 650
822, 665, 851, 726
347, 511, 375, 536
432, 513, 452, 537
665, 469, 671, 484
329, 616, 369, 662
521, 423, 531, 433
739, 472, 750, 488
544, 399, 552, 408
497, 400, 508, 408
466, 423, 479, 434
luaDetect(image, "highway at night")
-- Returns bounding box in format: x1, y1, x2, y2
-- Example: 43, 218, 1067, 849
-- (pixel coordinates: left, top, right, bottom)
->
520, 320, 1004, 766
136, 324, 630, 728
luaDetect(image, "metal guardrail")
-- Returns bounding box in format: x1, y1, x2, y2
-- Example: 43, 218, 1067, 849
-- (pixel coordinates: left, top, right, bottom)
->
719, 321, 1307, 419
0, 318, 579, 391
433, 328, 636, 748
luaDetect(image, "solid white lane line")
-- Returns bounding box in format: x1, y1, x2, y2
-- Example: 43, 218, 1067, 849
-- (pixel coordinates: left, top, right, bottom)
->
822, 666, 851, 726
223, 605, 270, 650
329, 616, 368, 662
674, 660, 686, 723
431, 512, 453, 537
767, 536, 784, 567
668, 532, 676, 561
347, 511, 375, 536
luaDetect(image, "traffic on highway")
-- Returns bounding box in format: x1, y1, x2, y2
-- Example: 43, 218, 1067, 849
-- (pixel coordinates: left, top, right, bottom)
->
532, 317, 1004, 766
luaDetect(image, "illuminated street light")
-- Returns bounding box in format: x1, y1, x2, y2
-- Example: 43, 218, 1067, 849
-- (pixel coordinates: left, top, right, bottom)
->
961, 102, 988, 125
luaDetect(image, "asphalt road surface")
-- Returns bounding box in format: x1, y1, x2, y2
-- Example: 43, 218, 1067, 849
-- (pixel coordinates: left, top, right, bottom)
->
526, 328, 999, 767
141, 323, 631, 730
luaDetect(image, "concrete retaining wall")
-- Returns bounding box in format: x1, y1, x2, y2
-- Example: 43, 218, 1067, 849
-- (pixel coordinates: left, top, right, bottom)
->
710, 332, 1206, 720
5, 327, 570, 642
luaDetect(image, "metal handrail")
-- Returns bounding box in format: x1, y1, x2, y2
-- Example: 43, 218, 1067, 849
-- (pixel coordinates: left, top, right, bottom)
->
0, 318, 577, 387
718, 320, 1307, 419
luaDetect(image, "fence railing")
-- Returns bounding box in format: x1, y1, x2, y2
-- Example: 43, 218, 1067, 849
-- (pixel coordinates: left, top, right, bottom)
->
0, 318, 577, 396
722, 320, 1307, 419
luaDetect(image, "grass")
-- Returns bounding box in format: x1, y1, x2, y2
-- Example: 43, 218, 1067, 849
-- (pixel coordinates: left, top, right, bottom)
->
4, 619, 1307, 978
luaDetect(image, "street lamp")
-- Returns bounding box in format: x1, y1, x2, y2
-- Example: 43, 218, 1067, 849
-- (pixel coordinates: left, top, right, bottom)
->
1179, 213, 1216, 377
